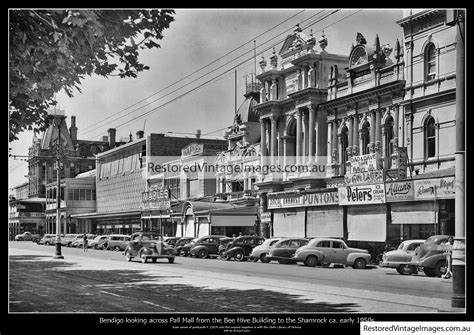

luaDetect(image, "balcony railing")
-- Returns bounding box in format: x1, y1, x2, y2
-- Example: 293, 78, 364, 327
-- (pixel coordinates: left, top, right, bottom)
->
215, 190, 258, 201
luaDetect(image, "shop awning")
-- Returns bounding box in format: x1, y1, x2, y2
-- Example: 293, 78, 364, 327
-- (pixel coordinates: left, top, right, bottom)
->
211, 215, 256, 227
71, 210, 141, 219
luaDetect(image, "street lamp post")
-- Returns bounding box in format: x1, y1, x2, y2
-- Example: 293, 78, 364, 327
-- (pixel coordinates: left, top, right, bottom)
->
53, 116, 64, 259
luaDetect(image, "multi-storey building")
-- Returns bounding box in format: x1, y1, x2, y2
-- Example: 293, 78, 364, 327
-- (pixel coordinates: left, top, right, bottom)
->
44, 170, 96, 234
27, 110, 117, 199
144, 139, 227, 237
254, 25, 349, 239
8, 197, 45, 240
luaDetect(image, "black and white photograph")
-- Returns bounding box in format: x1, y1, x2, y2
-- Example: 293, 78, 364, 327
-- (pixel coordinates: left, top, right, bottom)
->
8, 8, 470, 334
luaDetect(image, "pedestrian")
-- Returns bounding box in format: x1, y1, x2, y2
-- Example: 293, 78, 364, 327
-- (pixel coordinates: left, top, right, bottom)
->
238, 232, 243, 236
232, 234, 236, 238
83, 233, 88, 252
442, 236, 454, 279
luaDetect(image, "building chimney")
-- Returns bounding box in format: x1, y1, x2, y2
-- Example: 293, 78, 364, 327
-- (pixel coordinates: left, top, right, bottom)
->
196, 129, 201, 139
107, 128, 116, 149
136, 130, 144, 139
69, 115, 78, 142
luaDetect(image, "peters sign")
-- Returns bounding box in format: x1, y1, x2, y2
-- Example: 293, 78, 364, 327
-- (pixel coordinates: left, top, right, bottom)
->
338, 183, 386, 205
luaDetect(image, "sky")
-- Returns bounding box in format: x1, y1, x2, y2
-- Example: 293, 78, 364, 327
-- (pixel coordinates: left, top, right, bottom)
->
9, 8, 406, 191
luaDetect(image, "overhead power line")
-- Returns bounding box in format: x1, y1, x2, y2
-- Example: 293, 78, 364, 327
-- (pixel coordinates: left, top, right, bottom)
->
76, 10, 308, 138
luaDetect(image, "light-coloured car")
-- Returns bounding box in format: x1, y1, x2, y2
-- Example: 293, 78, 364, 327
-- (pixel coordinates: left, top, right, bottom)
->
103, 234, 131, 251
249, 237, 284, 263
71, 234, 96, 248
267, 237, 309, 264
61, 234, 83, 247
293, 238, 371, 269
89, 235, 109, 249
381, 239, 425, 275
38, 234, 57, 245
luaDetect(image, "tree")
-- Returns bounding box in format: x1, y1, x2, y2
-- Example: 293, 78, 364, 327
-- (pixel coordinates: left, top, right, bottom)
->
9, 9, 175, 141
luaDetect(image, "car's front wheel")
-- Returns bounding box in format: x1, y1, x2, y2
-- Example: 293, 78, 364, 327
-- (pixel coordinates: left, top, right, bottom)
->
396, 264, 416, 275
304, 255, 318, 267
198, 249, 208, 259
234, 250, 245, 262
434, 260, 448, 277
353, 258, 367, 269
260, 253, 270, 263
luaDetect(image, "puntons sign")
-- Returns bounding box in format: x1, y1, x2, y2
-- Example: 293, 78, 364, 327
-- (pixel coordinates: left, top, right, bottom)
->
267, 191, 338, 209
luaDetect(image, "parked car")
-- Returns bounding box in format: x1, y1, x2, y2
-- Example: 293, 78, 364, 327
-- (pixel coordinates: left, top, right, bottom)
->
223, 236, 265, 261
38, 234, 56, 245
267, 238, 309, 264
180, 238, 199, 257
71, 234, 96, 248
164, 236, 181, 248
249, 237, 285, 263
380, 239, 425, 275
217, 237, 235, 258
103, 234, 131, 251
293, 238, 371, 269
89, 235, 109, 249
189, 235, 228, 259
61, 234, 83, 247
409, 235, 451, 277
14, 232, 39, 241
124, 231, 176, 263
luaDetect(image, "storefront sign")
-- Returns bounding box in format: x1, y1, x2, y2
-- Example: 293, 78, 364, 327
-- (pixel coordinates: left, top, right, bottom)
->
260, 212, 272, 223
344, 170, 384, 185
181, 143, 204, 158
267, 191, 338, 209
349, 153, 380, 173
397, 147, 408, 179
413, 177, 455, 200
385, 180, 414, 202
142, 187, 171, 210
326, 179, 346, 188
338, 183, 386, 205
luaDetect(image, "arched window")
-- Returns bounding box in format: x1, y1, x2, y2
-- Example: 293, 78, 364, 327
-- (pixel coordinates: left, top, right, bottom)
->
425, 117, 436, 159
425, 43, 436, 81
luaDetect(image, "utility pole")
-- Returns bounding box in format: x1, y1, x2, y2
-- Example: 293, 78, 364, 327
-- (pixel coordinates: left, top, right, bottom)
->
452, 9, 465, 308
53, 116, 64, 259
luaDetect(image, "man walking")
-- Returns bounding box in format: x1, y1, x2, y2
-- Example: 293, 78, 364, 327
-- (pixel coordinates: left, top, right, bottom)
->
83, 234, 88, 252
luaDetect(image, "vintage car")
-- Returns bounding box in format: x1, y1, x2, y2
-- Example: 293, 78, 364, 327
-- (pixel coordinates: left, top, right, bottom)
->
174, 237, 195, 256
88, 235, 109, 249
38, 234, 57, 245
189, 235, 228, 259
249, 237, 285, 263
179, 237, 199, 256
61, 234, 83, 247
267, 237, 309, 264
104, 234, 131, 251
217, 237, 235, 258
380, 239, 425, 275
409, 235, 451, 277
293, 238, 371, 269
124, 231, 176, 263
71, 234, 96, 248
14, 231, 40, 241
164, 236, 181, 247
223, 236, 265, 261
